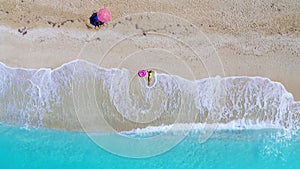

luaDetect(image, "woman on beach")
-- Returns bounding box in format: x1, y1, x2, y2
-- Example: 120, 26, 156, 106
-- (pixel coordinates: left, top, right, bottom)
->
147, 70, 153, 86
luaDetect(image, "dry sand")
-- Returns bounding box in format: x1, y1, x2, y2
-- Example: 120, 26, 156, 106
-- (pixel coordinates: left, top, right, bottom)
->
0, 0, 300, 100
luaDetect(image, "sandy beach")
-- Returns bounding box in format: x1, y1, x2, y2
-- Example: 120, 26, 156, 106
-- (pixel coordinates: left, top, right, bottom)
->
1, 0, 299, 100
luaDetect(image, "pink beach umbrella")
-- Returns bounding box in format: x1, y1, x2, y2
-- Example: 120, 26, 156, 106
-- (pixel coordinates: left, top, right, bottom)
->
138, 70, 147, 77
97, 8, 111, 23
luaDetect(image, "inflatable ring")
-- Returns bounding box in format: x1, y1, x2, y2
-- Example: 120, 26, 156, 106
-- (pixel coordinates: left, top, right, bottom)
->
138, 70, 147, 77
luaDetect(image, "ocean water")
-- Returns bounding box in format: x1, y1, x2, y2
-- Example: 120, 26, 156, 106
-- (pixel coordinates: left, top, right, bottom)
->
0, 60, 300, 168
0, 124, 300, 169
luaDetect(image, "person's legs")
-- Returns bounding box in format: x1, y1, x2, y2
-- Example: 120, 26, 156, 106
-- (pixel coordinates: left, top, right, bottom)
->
98, 20, 104, 26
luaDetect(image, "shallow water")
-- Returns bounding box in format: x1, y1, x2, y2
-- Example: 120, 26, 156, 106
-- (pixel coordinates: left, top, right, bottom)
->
1, 60, 300, 168
0, 124, 299, 169
0, 60, 299, 130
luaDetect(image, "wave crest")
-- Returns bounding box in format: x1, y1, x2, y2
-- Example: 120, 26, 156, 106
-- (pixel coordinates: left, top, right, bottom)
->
0, 60, 299, 130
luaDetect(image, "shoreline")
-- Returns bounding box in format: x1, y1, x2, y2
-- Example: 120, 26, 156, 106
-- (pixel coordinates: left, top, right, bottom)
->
0, 58, 299, 131
0, 0, 300, 131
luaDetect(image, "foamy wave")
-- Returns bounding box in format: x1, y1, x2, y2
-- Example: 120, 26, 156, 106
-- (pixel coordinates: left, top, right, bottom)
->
0, 60, 299, 130
121, 122, 283, 135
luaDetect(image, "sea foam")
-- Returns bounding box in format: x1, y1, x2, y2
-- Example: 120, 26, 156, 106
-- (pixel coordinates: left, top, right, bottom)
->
0, 60, 299, 131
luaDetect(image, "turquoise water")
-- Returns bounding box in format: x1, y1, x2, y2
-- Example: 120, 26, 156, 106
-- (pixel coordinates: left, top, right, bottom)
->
0, 124, 300, 169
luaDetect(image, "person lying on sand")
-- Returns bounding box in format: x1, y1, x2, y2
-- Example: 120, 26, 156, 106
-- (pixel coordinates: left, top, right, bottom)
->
147, 70, 154, 86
